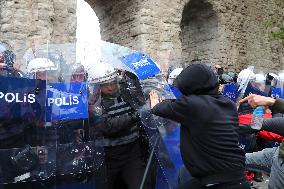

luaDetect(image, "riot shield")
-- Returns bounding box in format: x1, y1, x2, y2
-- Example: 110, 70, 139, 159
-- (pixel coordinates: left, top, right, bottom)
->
243, 70, 270, 98
139, 76, 186, 189
222, 83, 239, 102
0, 42, 57, 186
10, 42, 105, 188
236, 66, 255, 108
86, 41, 187, 189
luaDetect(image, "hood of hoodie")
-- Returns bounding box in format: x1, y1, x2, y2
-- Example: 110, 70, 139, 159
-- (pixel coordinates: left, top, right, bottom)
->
174, 63, 219, 96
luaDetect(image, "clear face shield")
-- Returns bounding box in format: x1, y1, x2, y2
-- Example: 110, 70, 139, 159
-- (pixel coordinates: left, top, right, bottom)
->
99, 77, 120, 97
33, 70, 58, 82
252, 80, 266, 92
235, 66, 255, 107
61, 62, 87, 83
240, 69, 270, 98
70, 73, 85, 82
252, 70, 271, 96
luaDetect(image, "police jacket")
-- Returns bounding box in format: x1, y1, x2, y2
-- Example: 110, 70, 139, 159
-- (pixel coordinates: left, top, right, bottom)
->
152, 64, 246, 185
89, 94, 140, 147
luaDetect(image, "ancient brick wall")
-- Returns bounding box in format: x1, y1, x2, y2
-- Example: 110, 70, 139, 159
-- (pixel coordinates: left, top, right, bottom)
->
1, 0, 283, 72
0, 0, 76, 69
87, 0, 284, 72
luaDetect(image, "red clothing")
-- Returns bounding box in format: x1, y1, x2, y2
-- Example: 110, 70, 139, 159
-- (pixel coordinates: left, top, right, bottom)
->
238, 113, 272, 125
238, 113, 284, 143
257, 130, 284, 143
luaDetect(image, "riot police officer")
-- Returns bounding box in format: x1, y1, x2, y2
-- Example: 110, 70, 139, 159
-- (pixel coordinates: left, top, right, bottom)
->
0, 42, 34, 187
56, 63, 92, 185
87, 62, 153, 189
26, 53, 93, 188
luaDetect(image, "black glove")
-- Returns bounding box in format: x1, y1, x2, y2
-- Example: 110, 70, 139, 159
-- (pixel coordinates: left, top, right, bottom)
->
94, 112, 139, 138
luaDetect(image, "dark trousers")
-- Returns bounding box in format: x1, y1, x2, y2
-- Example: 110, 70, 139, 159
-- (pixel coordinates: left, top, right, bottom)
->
95, 140, 155, 189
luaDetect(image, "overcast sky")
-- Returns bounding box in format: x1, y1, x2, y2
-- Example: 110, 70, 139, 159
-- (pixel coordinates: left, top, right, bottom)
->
76, 0, 101, 69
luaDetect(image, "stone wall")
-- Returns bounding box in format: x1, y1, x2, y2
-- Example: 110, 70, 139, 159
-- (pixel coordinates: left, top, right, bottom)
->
1, 0, 283, 72
0, 0, 76, 69
87, 0, 284, 72
241, 0, 284, 72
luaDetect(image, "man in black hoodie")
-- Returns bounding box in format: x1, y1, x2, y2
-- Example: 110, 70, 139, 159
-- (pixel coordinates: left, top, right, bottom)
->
150, 63, 250, 189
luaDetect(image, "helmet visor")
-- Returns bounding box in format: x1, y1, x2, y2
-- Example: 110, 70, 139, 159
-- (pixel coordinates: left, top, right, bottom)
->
99, 78, 119, 96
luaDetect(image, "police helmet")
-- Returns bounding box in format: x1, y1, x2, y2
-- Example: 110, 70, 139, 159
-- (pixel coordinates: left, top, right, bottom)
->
27, 58, 57, 74
68, 63, 86, 82
237, 69, 256, 85
266, 73, 278, 80
255, 73, 266, 84
88, 62, 118, 84
71, 63, 85, 75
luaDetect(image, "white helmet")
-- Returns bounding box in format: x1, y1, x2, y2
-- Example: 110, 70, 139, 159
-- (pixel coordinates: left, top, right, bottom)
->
266, 72, 278, 79
168, 68, 183, 85
27, 58, 57, 74
237, 69, 256, 84
88, 63, 118, 84
254, 73, 266, 84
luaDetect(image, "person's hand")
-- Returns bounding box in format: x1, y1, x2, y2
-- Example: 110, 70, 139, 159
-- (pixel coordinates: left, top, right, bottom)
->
149, 90, 159, 109
240, 94, 276, 108
149, 90, 165, 109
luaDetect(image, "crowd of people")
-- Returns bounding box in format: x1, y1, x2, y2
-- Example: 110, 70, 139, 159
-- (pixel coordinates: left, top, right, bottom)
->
154, 63, 284, 189
0, 40, 284, 189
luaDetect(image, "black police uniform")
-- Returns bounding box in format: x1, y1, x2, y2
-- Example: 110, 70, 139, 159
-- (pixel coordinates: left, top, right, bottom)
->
88, 73, 154, 189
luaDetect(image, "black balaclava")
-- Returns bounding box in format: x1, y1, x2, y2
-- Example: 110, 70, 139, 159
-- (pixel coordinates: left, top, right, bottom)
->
174, 63, 219, 96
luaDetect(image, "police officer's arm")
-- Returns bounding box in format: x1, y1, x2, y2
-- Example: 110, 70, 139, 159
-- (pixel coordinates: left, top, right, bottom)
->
271, 98, 284, 113
261, 118, 284, 136
240, 94, 284, 113
100, 113, 139, 136
237, 117, 284, 137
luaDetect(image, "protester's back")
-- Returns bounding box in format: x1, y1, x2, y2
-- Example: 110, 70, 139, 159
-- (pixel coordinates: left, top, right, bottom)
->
152, 64, 249, 188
